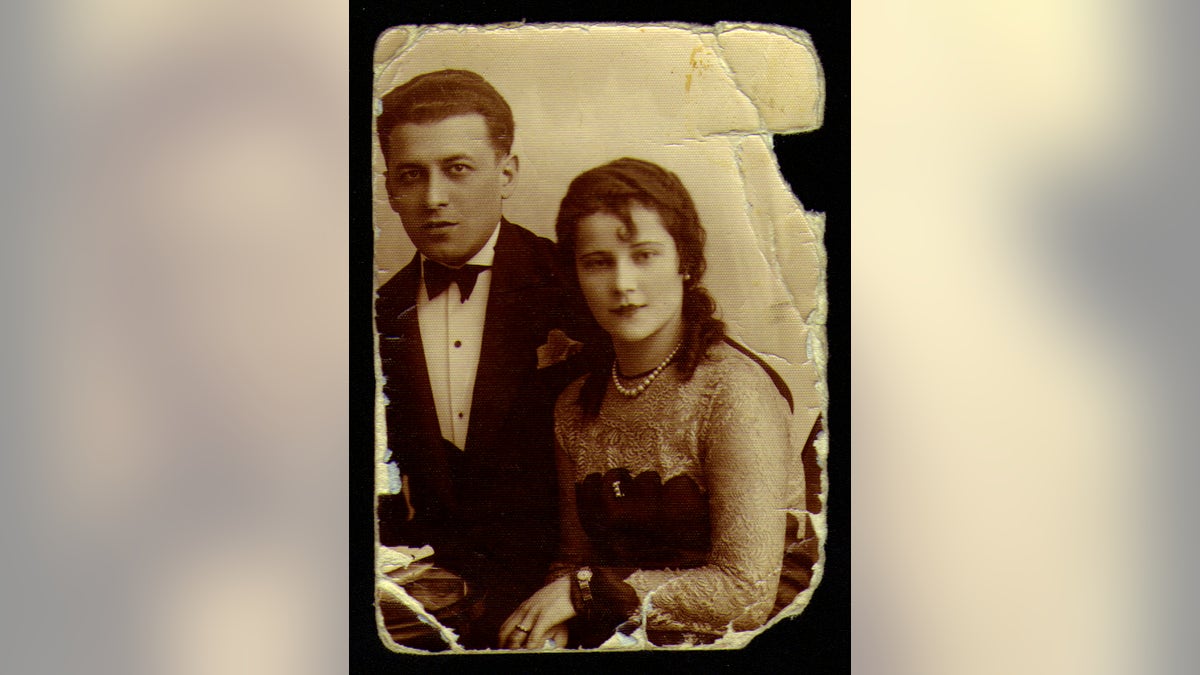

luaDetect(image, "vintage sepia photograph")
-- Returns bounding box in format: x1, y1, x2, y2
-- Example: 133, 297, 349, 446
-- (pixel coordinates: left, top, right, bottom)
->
370, 23, 829, 653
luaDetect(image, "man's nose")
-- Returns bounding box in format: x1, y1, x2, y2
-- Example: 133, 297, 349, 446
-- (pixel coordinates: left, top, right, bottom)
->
424, 172, 450, 209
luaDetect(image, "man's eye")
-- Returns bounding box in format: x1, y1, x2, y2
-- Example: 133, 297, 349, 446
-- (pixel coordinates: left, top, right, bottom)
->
393, 169, 423, 182
448, 164, 472, 175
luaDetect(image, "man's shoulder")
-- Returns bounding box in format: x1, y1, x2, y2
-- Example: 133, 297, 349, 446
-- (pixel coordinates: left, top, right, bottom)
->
494, 220, 560, 284
499, 220, 557, 262
375, 255, 420, 306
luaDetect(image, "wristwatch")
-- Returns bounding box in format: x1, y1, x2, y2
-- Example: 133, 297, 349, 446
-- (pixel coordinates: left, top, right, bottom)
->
576, 567, 594, 619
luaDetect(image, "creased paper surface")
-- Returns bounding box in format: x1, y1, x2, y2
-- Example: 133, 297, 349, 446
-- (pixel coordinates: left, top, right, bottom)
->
373, 22, 829, 653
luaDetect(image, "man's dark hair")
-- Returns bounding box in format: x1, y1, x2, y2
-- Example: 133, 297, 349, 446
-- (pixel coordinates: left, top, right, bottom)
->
377, 69, 515, 158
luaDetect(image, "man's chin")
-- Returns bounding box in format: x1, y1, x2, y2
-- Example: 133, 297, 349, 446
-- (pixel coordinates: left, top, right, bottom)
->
414, 233, 457, 254
411, 227, 493, 267
418, 244, 473, 268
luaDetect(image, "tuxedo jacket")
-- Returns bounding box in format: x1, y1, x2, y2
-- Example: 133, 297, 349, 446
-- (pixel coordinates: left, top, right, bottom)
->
375, 220, 594, 598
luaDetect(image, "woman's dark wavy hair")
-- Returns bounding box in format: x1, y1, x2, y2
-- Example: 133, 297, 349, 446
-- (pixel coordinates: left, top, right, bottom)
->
555, 158, 726, 416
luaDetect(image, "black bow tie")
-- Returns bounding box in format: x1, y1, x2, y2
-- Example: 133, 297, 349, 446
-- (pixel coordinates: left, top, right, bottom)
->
423, 259, 490, 303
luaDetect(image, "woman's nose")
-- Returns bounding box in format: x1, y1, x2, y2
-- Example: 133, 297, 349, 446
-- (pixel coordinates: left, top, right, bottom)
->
614, 258, 638, 294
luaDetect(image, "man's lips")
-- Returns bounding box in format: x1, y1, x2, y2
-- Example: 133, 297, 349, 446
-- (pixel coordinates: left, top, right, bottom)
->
422, 221, 457, 230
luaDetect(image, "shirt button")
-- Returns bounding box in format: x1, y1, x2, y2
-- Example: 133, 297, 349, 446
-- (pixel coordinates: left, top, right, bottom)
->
458, 412, 464, 419
454, 340, 462, 348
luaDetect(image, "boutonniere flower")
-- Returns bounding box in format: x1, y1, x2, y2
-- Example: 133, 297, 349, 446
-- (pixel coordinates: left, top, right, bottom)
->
537, 329, 584, 369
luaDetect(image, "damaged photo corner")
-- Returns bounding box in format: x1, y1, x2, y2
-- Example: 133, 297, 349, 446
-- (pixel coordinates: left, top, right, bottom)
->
370, 22, 829, 653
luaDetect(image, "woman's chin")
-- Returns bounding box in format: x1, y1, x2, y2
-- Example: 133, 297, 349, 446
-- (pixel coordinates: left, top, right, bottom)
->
606, 326, 653, 347
604, 315, 683, 352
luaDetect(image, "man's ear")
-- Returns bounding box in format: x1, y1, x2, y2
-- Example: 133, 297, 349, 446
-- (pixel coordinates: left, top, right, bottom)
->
499, 154, 519, 200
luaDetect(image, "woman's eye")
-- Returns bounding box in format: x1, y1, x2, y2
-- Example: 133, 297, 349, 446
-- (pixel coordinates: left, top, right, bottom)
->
633, 250, 658, 262
579, 258, 610, 271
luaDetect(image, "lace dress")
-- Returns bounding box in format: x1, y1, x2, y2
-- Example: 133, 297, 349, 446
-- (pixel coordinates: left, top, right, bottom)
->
552, 341, 807, 646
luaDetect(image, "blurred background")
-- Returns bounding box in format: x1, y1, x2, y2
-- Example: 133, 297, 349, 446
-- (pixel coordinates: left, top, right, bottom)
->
854, 0, 1200, 673
4, 2, 348, 673
1, 0, 1199, 672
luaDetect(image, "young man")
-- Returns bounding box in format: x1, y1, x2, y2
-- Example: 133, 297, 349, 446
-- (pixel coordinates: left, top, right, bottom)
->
374, 69, 592, 648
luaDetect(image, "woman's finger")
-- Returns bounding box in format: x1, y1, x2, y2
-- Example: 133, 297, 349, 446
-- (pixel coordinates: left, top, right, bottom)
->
523, 624, 545, 650
502, 602, 531, 634
546, 624, 569, 649
499, 607, 531, 649
504, 621, 530, 650
524, 612, 558, 650
501, 624, 524, 650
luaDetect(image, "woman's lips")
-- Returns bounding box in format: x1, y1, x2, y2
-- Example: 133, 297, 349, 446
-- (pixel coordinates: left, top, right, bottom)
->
610, 304, 646, 317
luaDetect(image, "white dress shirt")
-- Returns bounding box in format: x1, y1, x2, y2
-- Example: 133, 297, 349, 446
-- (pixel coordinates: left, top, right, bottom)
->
417, 223, 501, 450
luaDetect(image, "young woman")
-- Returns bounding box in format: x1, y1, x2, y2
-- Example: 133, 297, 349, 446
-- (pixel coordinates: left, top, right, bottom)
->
500, 158, 808, 649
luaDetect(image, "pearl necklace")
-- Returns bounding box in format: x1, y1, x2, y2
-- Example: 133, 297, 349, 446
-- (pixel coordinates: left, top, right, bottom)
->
611, 343, 682, 398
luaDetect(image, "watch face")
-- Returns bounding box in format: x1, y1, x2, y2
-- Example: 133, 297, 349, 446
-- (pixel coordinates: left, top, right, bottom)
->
578, 569, 593, 581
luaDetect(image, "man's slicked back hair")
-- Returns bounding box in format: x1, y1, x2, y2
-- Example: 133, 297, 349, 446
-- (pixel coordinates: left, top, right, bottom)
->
377, 69, 515, 158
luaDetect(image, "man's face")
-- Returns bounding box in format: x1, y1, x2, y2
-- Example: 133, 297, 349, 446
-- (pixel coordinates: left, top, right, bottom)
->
383, 114, 517, 267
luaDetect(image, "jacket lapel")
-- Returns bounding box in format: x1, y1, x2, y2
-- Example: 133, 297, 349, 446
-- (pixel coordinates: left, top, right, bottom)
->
375, 255, 420, 337
464, 221, 548, 453
376, 257, 444, 471
378, 225, 554, 459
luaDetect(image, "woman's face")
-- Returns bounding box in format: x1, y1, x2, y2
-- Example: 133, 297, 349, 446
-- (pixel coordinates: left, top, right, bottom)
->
574, 204, 685, 350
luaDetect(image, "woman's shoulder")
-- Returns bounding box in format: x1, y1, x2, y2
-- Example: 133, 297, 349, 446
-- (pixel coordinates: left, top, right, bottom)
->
697, 340, 773, 386
695, 341, 793, 415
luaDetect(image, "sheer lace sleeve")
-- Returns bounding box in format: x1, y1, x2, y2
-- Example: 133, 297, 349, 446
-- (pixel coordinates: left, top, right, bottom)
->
546, 427, 592, 585
620, 367, 791, 635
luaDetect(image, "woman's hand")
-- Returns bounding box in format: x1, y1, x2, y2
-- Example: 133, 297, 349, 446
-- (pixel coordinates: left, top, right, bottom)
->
499, 575, 576, 649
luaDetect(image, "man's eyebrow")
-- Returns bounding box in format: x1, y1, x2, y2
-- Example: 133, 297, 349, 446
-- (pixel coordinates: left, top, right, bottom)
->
439, 154, 477, 164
